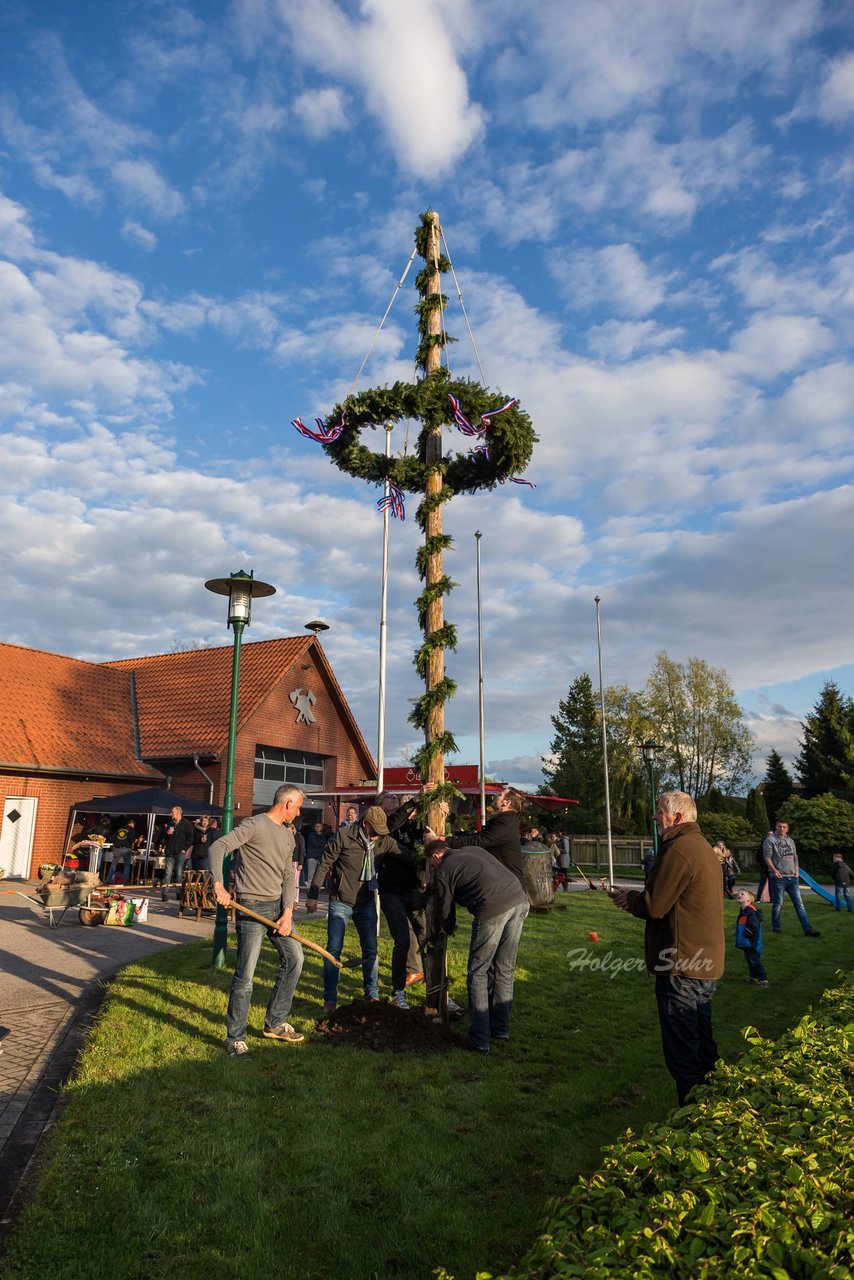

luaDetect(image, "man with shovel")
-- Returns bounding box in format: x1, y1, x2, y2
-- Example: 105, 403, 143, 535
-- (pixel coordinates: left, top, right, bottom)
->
209, 784, 306, 1057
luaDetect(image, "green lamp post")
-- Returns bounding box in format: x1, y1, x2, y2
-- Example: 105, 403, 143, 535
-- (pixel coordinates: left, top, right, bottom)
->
205, 569, 276, 969
641, 739, 663, 859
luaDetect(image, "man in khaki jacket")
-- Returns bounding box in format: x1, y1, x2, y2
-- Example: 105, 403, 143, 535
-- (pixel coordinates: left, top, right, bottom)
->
610, 791, 724, 1105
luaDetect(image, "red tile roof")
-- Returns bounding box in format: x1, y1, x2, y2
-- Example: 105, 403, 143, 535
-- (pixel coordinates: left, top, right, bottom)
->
0, 643, 159, 778
105, 637, 374, 768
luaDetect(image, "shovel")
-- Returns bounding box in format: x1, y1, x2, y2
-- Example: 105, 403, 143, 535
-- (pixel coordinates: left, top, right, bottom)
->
227, 898, 343, 969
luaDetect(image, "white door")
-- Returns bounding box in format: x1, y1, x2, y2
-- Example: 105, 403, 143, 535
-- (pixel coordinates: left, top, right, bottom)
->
0, 796, 39, 878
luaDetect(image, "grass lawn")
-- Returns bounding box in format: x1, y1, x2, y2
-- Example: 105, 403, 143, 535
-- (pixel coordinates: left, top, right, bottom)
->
3, 893, 850, 1280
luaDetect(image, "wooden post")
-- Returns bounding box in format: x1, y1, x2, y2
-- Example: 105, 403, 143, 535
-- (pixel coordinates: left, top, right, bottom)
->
423, 210, 446, 840
422, 210, 449, 1019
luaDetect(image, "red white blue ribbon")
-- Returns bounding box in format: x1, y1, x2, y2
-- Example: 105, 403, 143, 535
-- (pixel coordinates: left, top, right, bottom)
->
377, 482, 406, 520
448, 394, 480, 436
292, 412, 347, 443
448, 394, 518, 437
473, 443, 533, 487
480, 398, 518, 428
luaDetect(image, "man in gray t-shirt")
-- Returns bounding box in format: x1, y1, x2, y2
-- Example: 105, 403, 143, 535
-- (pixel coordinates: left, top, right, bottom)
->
762, 820, 820, 938
209, 784, 306, 1056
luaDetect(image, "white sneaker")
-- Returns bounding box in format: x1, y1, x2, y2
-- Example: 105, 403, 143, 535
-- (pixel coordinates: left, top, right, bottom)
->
391, 990, 409, 1009
227, 1039, 250, 1057
447, 998, 463, 1017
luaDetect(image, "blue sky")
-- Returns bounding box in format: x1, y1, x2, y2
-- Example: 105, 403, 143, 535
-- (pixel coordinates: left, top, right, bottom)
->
1, 0, 852, 789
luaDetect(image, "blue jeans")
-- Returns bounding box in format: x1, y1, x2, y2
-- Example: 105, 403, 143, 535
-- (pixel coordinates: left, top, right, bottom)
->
770, 876, 812, 932
466, 901, 529, 1051
163, 852, 190, 890
324, 898, 379, 1004
741, 946, 767, 982
655, 974, 719, 1105
226, 897, 304, 1043
835, 885, 852, 911
107, 848, 133, 884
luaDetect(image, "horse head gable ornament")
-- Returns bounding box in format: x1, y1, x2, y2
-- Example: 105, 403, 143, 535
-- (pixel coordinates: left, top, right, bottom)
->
289, 688, 317, 724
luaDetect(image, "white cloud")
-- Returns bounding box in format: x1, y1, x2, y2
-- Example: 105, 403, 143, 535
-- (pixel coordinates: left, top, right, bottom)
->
818, 50, 854, 123
292, 87, 348, 140
113, 160, 185, 221
552, 243, 671, 317
121, 220, 158, 251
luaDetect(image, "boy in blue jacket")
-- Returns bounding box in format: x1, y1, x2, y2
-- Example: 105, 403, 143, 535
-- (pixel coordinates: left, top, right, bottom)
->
735, 888, 770, 986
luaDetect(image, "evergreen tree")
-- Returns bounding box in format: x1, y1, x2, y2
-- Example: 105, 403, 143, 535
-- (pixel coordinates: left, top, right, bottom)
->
542, 674, 604, 831
745, 786, 769, 836
795, 680, 854, 800
763, 749, 794, 826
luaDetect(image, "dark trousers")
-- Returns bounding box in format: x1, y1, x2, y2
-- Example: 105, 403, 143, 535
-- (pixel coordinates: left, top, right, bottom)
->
741, 946, 767, 982
380, 891, 425, 992
655, 975, 719, 1106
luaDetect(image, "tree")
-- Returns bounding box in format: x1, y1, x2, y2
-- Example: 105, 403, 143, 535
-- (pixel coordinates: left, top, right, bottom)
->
776, 793, 854, 874
745, 787, 769, 836
644, 652, 753, 798
795, 680, 854, 801
696, 812, 757, 848
763, 749, 794, 826
603, 684, 657, 835
542, 674, 604, 831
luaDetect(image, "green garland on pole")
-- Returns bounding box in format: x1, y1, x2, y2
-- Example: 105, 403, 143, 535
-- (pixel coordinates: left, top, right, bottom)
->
304, 212, 537, 805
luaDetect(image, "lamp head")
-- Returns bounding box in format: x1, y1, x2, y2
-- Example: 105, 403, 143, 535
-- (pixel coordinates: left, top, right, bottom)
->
205, 570, 276, 629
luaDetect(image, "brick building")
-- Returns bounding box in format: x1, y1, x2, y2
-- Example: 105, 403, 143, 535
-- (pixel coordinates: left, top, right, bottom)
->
0, 637, 375, 879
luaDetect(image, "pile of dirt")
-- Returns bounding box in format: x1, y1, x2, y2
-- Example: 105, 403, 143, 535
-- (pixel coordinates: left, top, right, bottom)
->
314, 998, 463, 1054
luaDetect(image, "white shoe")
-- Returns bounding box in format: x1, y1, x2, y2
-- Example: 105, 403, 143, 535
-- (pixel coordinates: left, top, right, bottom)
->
447, 998, 463, 1017
391, 990, 409, 1009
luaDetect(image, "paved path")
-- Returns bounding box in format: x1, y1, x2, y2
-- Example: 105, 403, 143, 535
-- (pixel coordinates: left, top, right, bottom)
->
0, 883, 299, 1240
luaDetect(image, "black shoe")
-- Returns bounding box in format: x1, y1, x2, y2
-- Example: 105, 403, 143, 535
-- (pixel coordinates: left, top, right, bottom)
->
805, 928, 821, 937
462, 1037, 489, 1055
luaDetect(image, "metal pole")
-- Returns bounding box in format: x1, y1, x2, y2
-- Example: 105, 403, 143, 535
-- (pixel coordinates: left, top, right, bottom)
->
212, 617, 245, 969
475, 530, 486, 827
594, 596, 614, 887
647, 757, 659, 857
376, 425, 392, 794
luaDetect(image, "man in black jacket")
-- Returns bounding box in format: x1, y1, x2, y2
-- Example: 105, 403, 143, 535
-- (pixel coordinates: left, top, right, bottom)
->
426, 788, 525, 887
306, 806, 398, 1014
161, 805, 196, 901
427, 839, 529, 1053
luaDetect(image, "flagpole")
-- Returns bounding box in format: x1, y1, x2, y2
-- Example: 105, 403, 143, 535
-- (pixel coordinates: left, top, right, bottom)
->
376, 425, 392, 794
476, 530, 486, 826
594, 595, 615, 887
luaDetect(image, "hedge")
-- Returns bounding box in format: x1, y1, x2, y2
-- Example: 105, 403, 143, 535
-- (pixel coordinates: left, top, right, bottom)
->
437, 974, 854, 1280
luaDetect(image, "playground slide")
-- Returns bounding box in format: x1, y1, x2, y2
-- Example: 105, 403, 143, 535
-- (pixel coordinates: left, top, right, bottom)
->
798, 869, 836, 906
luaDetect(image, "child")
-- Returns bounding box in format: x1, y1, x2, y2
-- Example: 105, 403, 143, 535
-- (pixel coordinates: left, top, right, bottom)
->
831, 853, 853, 913
735, 888, 770, 986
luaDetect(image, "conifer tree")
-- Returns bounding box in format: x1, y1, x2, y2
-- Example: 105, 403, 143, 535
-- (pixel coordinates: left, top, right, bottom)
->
745, 786, 769, 836
763, 749, 794, 826
795, 680, 854, 800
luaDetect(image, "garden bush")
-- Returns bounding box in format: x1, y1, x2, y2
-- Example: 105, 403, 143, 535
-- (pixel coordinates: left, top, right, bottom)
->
439, 973, 854, 1280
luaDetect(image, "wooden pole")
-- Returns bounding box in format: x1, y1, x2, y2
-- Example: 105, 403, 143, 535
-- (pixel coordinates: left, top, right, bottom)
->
421, 211, 450, 1019
423, 210, 446, 840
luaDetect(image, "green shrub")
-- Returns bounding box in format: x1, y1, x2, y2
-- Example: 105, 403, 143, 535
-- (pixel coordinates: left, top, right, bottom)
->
777, 793, 854, 874
696, 811, 756, 847
438, 974, 854, 1280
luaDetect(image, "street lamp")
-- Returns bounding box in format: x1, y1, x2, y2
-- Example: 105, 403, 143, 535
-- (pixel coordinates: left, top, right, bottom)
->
641, 739, 663, 859
205, 569, 276, 968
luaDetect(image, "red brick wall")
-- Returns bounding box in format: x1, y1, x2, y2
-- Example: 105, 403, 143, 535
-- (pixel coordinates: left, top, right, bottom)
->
0, 773, 159, 879
231, 657, 373, 819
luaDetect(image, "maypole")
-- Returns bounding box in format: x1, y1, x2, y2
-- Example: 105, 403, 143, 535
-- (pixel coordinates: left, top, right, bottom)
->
291, 210, 537, 1016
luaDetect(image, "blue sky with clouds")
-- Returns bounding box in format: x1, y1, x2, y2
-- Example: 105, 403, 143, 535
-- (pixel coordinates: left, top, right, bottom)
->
1, 0, 852, 789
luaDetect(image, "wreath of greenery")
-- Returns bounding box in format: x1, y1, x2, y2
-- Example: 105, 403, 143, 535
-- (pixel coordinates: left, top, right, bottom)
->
321, 369, 537, 496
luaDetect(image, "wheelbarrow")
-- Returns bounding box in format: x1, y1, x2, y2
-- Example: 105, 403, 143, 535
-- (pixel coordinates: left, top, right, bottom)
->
15, 882, 111, 929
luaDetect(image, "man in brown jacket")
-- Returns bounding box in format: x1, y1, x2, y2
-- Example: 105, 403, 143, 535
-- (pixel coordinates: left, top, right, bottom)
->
610, 791, 724, 1105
